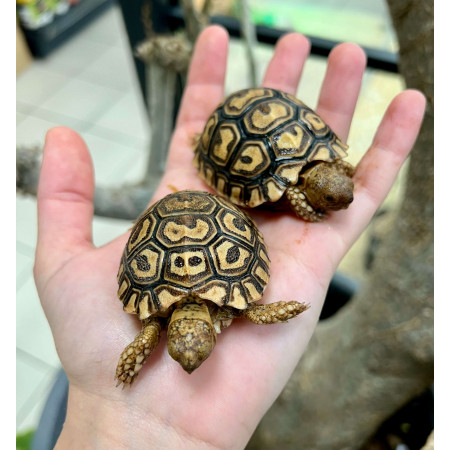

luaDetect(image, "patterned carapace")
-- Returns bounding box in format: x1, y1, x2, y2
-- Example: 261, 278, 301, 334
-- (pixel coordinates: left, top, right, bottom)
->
117, 191, 271, 320
194, 88, 349, 209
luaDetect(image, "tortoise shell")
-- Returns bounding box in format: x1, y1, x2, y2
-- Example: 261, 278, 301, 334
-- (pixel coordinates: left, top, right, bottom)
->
117, 191, 271, 320
194, 87, 349, 208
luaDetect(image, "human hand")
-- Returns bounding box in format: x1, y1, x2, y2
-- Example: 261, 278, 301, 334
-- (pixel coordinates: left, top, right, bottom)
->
34, 25, 425, 449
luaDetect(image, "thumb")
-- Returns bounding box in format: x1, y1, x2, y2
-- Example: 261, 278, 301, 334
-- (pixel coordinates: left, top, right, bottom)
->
35, 127, 95, 284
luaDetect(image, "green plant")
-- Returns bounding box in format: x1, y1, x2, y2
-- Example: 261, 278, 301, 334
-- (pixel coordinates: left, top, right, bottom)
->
16, 429, 35, 450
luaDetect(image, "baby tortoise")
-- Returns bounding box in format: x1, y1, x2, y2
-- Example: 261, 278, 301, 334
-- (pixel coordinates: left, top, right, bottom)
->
194, 87, 355, 222
115, 190, 308, 385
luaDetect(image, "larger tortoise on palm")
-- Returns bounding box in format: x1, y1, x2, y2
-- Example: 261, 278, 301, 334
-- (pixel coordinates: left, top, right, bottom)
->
115, 190, 308, 385
194, 87, 355, 222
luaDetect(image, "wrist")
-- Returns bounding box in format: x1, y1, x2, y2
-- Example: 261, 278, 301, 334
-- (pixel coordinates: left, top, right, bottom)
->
55, 385, 155, 449
55, 385, 124, 449
54, 384, 221, 449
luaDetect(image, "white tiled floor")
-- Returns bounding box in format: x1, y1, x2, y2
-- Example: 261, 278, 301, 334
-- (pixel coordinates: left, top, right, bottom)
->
16, 5, 151, 433
16, 2, 402, 435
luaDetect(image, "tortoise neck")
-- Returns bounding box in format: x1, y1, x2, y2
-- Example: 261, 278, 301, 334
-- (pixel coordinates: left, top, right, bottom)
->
179, 293, 204, 306
169, 298, 212, 325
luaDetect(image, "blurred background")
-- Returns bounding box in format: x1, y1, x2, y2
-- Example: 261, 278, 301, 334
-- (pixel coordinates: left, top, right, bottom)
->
16, 1, 433, 449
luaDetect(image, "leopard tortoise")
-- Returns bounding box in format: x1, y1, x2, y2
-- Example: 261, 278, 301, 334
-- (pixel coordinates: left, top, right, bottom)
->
115, 190, 309, 385
194, 87, 356, 222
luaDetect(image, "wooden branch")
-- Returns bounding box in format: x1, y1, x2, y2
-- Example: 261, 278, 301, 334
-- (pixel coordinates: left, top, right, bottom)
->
143, 63, 176, 184
93, 183, 154, 220
239, 0, 258, 87
16, 145, 41, 196
135, 34, 192, 72
17, 145, 152, 220
134, 34, 192, 200
181, 0, 209, 43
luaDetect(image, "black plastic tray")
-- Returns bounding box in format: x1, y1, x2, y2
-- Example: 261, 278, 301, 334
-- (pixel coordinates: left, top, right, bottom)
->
19, 0, 114, 58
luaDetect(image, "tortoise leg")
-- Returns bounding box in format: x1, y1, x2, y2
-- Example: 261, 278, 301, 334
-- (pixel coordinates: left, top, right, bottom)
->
115, 317, 162, 387
210, 306, 235, 334
232, 301, 310, 325
285, 186, 325, 222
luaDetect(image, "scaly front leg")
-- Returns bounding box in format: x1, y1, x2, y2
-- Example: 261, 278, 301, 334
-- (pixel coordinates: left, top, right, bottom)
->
222, 301, 310, 325
240, 301, 310, 324
115, 317, 162, 387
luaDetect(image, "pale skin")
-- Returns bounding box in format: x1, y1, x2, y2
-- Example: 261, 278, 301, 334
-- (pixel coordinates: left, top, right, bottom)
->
34, 26, 426, 449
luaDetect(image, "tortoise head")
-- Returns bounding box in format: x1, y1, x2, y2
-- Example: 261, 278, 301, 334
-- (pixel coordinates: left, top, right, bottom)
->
167, 299, 216, 373
301, 162, 354, 212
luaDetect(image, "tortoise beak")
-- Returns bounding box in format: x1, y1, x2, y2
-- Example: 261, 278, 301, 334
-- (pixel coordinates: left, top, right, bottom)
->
174, 350, 207, 374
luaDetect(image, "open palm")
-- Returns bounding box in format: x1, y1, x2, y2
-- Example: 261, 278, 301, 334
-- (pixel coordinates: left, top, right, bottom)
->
34, 26, 425, 448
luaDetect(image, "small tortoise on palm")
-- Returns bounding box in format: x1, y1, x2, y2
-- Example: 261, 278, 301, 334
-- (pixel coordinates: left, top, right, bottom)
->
194, 87, 355, 222
115, 190, 308, 385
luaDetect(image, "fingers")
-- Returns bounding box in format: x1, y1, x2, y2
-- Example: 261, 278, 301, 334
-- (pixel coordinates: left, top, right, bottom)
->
35, 127, 95, 278
332, 89, 426, 244
262, 32, 311, 94
262, 37, 365, 142
175, 25, 229, 130
166, 25, 229, 174
316, 43, 367, 141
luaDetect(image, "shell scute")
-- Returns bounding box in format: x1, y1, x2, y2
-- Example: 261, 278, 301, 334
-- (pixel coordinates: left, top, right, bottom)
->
156, 191, 216, 217
210, 236, 253, 276
209, 122, 240, 167
243, 99, 295, 134
223, 88, 274, 116
128, 243, 164, 284
155, 215, 217, 247
300, 108, 330, 137
164, 247, 213, 287
215, 207, 256, 245
229, 140, 271, 177
270, 122, 313, 160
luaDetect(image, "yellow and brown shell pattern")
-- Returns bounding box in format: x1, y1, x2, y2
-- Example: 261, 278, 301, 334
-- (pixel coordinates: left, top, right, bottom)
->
194, 87, 349, 208
117, 191, 271, 321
